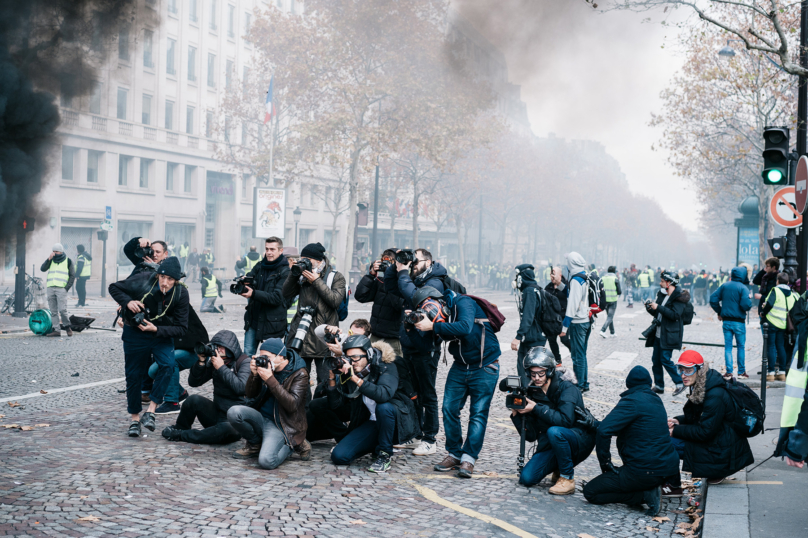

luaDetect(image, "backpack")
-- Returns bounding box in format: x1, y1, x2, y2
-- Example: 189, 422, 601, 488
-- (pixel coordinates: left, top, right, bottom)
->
326, 271, 350, 322
534, 288, 563, 337
571, 273, 603, 316
682, 300, 695, 326
723, 378, 765, 438
439, 274, 467, 295
465, 294, 506, 333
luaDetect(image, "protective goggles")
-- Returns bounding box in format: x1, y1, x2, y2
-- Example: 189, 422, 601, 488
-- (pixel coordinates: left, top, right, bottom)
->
676, 364, 700, 376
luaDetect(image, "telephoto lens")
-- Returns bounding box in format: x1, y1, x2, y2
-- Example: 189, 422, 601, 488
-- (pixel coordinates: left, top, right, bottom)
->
289, 306, 316, 351
134, 245, 155, 259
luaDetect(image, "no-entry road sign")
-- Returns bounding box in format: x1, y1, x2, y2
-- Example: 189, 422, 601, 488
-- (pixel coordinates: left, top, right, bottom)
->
770, 186, 803, 228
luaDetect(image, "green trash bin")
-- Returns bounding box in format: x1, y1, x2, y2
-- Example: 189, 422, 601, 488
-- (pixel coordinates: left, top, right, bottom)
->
29, 309, 53, 335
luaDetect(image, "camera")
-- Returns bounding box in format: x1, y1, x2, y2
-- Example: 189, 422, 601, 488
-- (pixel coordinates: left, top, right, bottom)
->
498, 375, 542, 410
289, 306, 316, 352
324, 327, 341, 344
122, 307, 150, 327
404, 310, 424, 326
230, 275, 254, 295
378, 260, 392, 274
194, 342, 217, 357
254, 355, 271, 369
328, 355, 348, 371
290, 258, 313, 278
134, 245, 155, 259
395, 249, 415, 265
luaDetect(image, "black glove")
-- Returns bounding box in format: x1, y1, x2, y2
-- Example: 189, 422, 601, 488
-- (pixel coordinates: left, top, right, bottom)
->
574, 406, 597, 431
600, 460, 618, 474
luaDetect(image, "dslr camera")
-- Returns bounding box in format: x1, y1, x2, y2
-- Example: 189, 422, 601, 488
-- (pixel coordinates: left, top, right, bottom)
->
395, 249, 415, 265
134, 244, 155, 260
194, 342, 217, 357
122, 307, 151, 327
377, 259, 392, 274
328, 354, 348, 372
291, 258, 313, 278
254, 355, 272, 369
403, 310, 424, 326
323, 327, 341, 344
498, 375, 542, 410
230, 275, 254, 295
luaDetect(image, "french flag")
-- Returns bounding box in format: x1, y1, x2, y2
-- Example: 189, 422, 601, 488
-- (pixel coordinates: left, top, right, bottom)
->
264, 75, 276, 124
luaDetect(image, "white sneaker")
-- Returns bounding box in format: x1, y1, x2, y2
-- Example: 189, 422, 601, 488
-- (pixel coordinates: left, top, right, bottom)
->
412, 441, 437, 456
599, 331, 608, 339
393, 438, 420, 449
610, 333, 616, 338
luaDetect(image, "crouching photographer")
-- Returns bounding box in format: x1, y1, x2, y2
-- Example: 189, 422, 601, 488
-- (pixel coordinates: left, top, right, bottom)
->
508, 347, 595, 495
227, 339, 311, 469
329, 335, 419, 473
161, 330, 250, 444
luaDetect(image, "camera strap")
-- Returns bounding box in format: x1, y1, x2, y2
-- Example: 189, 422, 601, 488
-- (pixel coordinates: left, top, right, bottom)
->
139, 279, 178, 322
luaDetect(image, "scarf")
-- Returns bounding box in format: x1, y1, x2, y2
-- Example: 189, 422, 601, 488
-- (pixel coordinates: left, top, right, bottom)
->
261, 254, 286, 271
52, 253, 67, 264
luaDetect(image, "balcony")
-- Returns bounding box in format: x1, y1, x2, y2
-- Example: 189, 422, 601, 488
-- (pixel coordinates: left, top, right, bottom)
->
187, 136, 198, 148
63, 110, 79, 127
144, 127, 156, 140
167, 132, 179, 145
91, 116, 107, 132
119, 122, 133, 136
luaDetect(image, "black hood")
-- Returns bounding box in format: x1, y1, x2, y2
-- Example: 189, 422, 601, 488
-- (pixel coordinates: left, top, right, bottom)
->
210, 330, 243, 360
247, 251, 261, 261
625, 365, 652, 389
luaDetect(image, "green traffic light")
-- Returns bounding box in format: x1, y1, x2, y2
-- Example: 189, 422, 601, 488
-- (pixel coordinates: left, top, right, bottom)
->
767, 169, 784, 183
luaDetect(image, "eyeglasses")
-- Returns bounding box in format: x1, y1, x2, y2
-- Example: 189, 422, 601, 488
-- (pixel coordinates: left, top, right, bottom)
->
529, 370, 547, 379
677, 366, 698, 376
345, 354, 367, 363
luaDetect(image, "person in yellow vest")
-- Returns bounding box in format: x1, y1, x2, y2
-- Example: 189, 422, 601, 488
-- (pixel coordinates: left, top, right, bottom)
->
178, 242, 189, 272
777, 350, 808, 467
637, 268, 651, 302
41, 243, 75, 337
235, 245, 261, 277
200, 267, 225, 313
761, 272, 796, 381
75, 244, 92, 307
599, 266, 622, 338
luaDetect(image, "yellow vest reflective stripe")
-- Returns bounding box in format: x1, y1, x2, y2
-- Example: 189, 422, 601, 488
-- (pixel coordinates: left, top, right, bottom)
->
782, 353, 808, 428
638, 273, 650, 288
245, 256, 260, 271
78, 254, 92, 277
203, 275, 218, 297
179, 245, 189, 258
602, 274, 618, 302
287, 297, 298, 324
46, 259, 69, 288
765, 287, 796, 330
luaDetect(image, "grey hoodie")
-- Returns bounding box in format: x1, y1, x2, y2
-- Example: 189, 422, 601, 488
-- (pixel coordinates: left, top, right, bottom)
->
564, 251, 590, 326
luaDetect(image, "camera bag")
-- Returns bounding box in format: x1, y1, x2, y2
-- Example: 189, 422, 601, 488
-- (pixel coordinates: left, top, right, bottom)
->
533, 288, 563, 337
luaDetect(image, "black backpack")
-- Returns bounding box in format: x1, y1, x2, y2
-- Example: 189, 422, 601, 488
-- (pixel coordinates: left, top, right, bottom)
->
534, 288, 563, 337
439, 274, 467, 295
724, 378, 764, 438
682, 300, 695, 326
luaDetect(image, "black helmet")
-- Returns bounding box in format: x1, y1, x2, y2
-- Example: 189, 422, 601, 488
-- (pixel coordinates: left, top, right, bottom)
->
523, 347, 556, 378
341, 334, 373, 357
412, 285, 443, 308
660, 271, 679, 286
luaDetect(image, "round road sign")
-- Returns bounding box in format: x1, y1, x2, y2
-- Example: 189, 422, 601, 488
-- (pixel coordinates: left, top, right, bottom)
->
770, 186, 803, 228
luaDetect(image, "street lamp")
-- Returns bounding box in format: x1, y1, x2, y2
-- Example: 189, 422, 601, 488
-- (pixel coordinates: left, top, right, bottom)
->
293, 206, 302, 248
718, 45, 736, 58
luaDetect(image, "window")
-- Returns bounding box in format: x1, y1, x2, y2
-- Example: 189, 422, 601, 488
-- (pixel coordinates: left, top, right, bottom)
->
209, 0, 217, 30
89, 83, 102, 115
189, 0, 198, 22
87, 151, 102, 183
143, 30, 154, 68
224, 115, 231, 141
207, 53, 216, 87
228, 5, 235, 37
298, 228, 312, 246
166, 38, 176, 75
242, 66, 249, 97
60, 86, 73, 109
142, 94, 151, 125
119, 155, 131, 186
309, 185, 317, 206
139, 158, 152, 188
116, 87, 128, 120
188, 46, 197, 81
241, 123, 248, 146
167, 162, 178, 191
186, 106, 195, 134
206, 110, 213, 137
226, 59, 233, 89
165, 100, 174, 130
184, 165, 195, 193
244, 12, 251, 40
168, 0, 178, 14
242, 174, 250, 198
118, 24, 130, 60
61, 147, 76, 180
276, 0, 282, 8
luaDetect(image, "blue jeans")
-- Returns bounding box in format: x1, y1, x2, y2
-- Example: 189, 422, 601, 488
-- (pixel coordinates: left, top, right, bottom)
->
122, 325, 175, 412
519, 426, 580, 486
148, 349, 197, 403
442, 362, 499, 464
200, 297, 220, 312
651, 339, 682, 388
244, 328, 259, 357
568, 322, 591, 390
722, 320, 746, 374
331, 402, 398, 464
767, 326, 788, 372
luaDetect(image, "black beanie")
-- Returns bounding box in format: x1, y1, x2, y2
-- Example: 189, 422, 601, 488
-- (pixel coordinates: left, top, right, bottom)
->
157, 256, 183, 280
625, 365, 652, 389
301, 242, 326, 261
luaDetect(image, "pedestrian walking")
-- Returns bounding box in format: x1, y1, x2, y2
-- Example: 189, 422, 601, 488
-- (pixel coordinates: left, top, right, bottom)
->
599, 266, 621, 338
41, 243, 75, 337
560, 252, 592, 393
187, 248, 199, 282
709, 266, 753, 378
75, 244, 92, 307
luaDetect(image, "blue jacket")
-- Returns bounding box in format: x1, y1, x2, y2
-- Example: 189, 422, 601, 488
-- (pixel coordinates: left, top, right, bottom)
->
432, 290, 501, 370
384, 262, 447, 354
709, 266, 752, 323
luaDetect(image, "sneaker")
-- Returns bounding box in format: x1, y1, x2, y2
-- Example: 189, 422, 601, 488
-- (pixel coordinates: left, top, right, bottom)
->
434, 455, 461, 472
296, 439, 312, 461
66, 327, 73, 337
707, 477, 725, 485
643, 486, 662, 516
767, 373, 776, 382
46, 330, 62, 338
661, 483, 684, 497
141, 393, 151, 404
412, 441, 437, 456
549, 477, 575, 495
393, 438, 420, 449
139, 412, 156, 432
738, 373, 749, 379
233, 441, 261, 459
776, 372, 787, 381
652, 385, 664, 394
161, 426, 182, 441
178, 390, 189, 402
154, 402, 181, 415
128, 420, 141, 438
457, 461, 474, 479
673, 384, 686, 396
599, 331, 608, 339
368, 451, 392, 473
609, 333, 616, 338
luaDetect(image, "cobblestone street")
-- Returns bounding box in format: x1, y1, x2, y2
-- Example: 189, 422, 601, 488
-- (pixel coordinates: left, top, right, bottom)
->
0, 289, 758, 537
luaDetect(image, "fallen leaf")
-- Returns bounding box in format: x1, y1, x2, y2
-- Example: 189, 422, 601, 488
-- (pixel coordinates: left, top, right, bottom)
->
7, 402, 22, 407
0, 414, 5, 418
646, 527, 659, 532
653, 516, 671, 522
673, 400, 683, 403
20, 426, 34, 431
80, 496, 88, 499
3, 424, 20, 429
76, 516, 100, 522
482, 471, 497, 476
349, 520, 366, 525
578, 534, 597, 538
39, 390, 47, 394
674, 530, 687, 535
34, 424, 49, 428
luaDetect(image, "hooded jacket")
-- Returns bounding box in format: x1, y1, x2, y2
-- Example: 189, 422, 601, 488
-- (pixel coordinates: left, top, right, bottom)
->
384, 261, 447, 354
326, 341, 419, 443
282, 259, 347, 358
244, 255, 290, 340
645, 285, 691, 350
709, 267, 752, 323
187, 330, 251, 415
108, 271, 189, 339
354, 269, 405, 339
516, 268, 546, 347
595, 366, 680, 476
672, 367, 754, 479
236, 250, 262, 270
564, 252, 590, 327
752, 269, 778, 312
545, 276, 569, 314
433, 290, 501, 370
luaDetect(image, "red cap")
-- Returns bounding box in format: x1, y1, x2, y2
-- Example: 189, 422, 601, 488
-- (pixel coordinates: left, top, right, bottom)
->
677, 350, 704, 367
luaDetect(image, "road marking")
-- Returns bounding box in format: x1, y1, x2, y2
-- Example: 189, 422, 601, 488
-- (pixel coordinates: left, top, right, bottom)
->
0, 377, 126, 403
730, 481, 782, 485
583, 396, 615, 407
595, 352, 637, 372
617, 313, 640, 319
407, 481, 540, 538
399, 473, 518, 480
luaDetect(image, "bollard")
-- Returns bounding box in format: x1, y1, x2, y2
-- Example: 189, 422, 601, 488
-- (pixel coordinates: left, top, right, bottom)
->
760, 322, 768, 426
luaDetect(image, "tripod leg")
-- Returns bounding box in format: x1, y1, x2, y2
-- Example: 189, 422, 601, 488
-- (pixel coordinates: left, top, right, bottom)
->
518, 415, 526, 475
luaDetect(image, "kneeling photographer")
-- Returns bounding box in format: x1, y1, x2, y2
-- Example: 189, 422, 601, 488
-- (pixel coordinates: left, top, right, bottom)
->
161, 330, 250, 444
109, 257, 189, 437
329, 335, 419, 473
227, 339, 311, 469
508, 347, 595, 495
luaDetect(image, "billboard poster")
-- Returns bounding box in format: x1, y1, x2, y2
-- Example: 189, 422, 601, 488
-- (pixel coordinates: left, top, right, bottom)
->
737, 227, 759, 266
253, 187, 286, 239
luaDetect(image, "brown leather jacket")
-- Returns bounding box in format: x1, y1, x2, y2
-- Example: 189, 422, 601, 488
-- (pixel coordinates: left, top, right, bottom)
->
245, 366, 309, 449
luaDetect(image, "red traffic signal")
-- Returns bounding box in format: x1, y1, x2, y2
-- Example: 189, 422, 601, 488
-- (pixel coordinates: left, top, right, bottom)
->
21, 217, 35, 232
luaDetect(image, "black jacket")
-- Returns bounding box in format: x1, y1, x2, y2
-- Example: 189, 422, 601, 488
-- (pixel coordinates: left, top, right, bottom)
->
108, 271, 189, 339
244, 256, 290, 340
752, 269, 778, 312
672, 369, 754, 479
516, 283, 545, 347
384, 262, 447, 354
544, 277, 568, 315
354, 272, 404, 339
174, 306, 209, 351
187, 330, 251, 416
645, 286, 691, 350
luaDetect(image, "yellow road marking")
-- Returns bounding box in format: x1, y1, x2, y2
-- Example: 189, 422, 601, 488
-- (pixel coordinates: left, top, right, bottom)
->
407, 481, 539, 538
398, 473, 518, 480
729, 481, 783, 485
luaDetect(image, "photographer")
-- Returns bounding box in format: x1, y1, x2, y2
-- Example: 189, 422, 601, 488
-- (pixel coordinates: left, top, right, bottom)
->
384, 248, 447, 456
108, 257, 189, 437
239, 237, 290, 356
227, 339, 311, 468
123, 237, 168, 276
580, 366, 680, 515
328, 335, 419, 473
510, 264, 548, 387
644, 271, 688, 396
282, 242, 346, 392
354, 249, 405, 355
510, 348, 594, 495
161, 330, 250, 444
199, 267, 225, 313
412, 287, 501, 478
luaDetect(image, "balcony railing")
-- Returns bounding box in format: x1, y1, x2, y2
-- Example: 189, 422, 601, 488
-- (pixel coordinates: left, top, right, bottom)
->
119, 122, 132, 136
167, 132, 179, 145
92, 116, 107, 131
144, 127, 156, 140
63, 110, 79, 127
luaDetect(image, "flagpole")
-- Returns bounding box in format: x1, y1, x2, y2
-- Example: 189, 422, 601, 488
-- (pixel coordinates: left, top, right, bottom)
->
268, 112, 275, 187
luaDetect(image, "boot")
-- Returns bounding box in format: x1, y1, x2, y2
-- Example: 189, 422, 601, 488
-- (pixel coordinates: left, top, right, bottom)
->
46, 330, 62, 338
66, 327, 73, 337
233, 441, 261, 459
775, 370, 787, 381
296, 439, 312, 461
549, 477, 575, 495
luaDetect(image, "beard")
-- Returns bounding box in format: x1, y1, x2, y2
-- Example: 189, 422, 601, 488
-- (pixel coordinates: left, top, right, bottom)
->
411, 262, 428, 278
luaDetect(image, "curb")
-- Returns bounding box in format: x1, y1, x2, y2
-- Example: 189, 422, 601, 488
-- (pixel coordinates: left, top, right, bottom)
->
701, 470, 749, 538
743, 380, 786, 389
0, 328, 32, 334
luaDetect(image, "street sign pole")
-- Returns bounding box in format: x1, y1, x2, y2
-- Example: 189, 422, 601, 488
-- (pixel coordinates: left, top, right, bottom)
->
797, 0, 808, 292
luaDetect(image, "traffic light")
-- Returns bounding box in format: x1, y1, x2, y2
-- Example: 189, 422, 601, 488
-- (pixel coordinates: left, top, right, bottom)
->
762, 126, 790, 185
20, 217, 35, 232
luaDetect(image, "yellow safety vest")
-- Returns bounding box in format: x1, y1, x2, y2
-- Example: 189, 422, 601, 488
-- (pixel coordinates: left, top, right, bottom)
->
287, 296, 298, 325
203, 253, 213, 265
46, 258, 69, 288
647, 270, 654, 282
765, 287, 796, 330
720, 275, 728, 285
179, 245, 189, 258
638, 273, 650, 288
782, 353, 808, 428
203, 275, 218, 298
245, 256, 260, 271
77, 254, 92, 278
602, 274, 618, 303
543, 267, 551, 281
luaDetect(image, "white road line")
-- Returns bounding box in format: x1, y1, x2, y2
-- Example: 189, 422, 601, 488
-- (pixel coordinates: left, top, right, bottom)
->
617, 313, 640, 319
0, 377, 126, 404
595, 351, 637, 372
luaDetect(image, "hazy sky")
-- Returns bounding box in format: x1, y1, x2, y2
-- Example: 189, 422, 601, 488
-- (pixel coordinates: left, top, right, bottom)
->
455, 1, 701, 231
